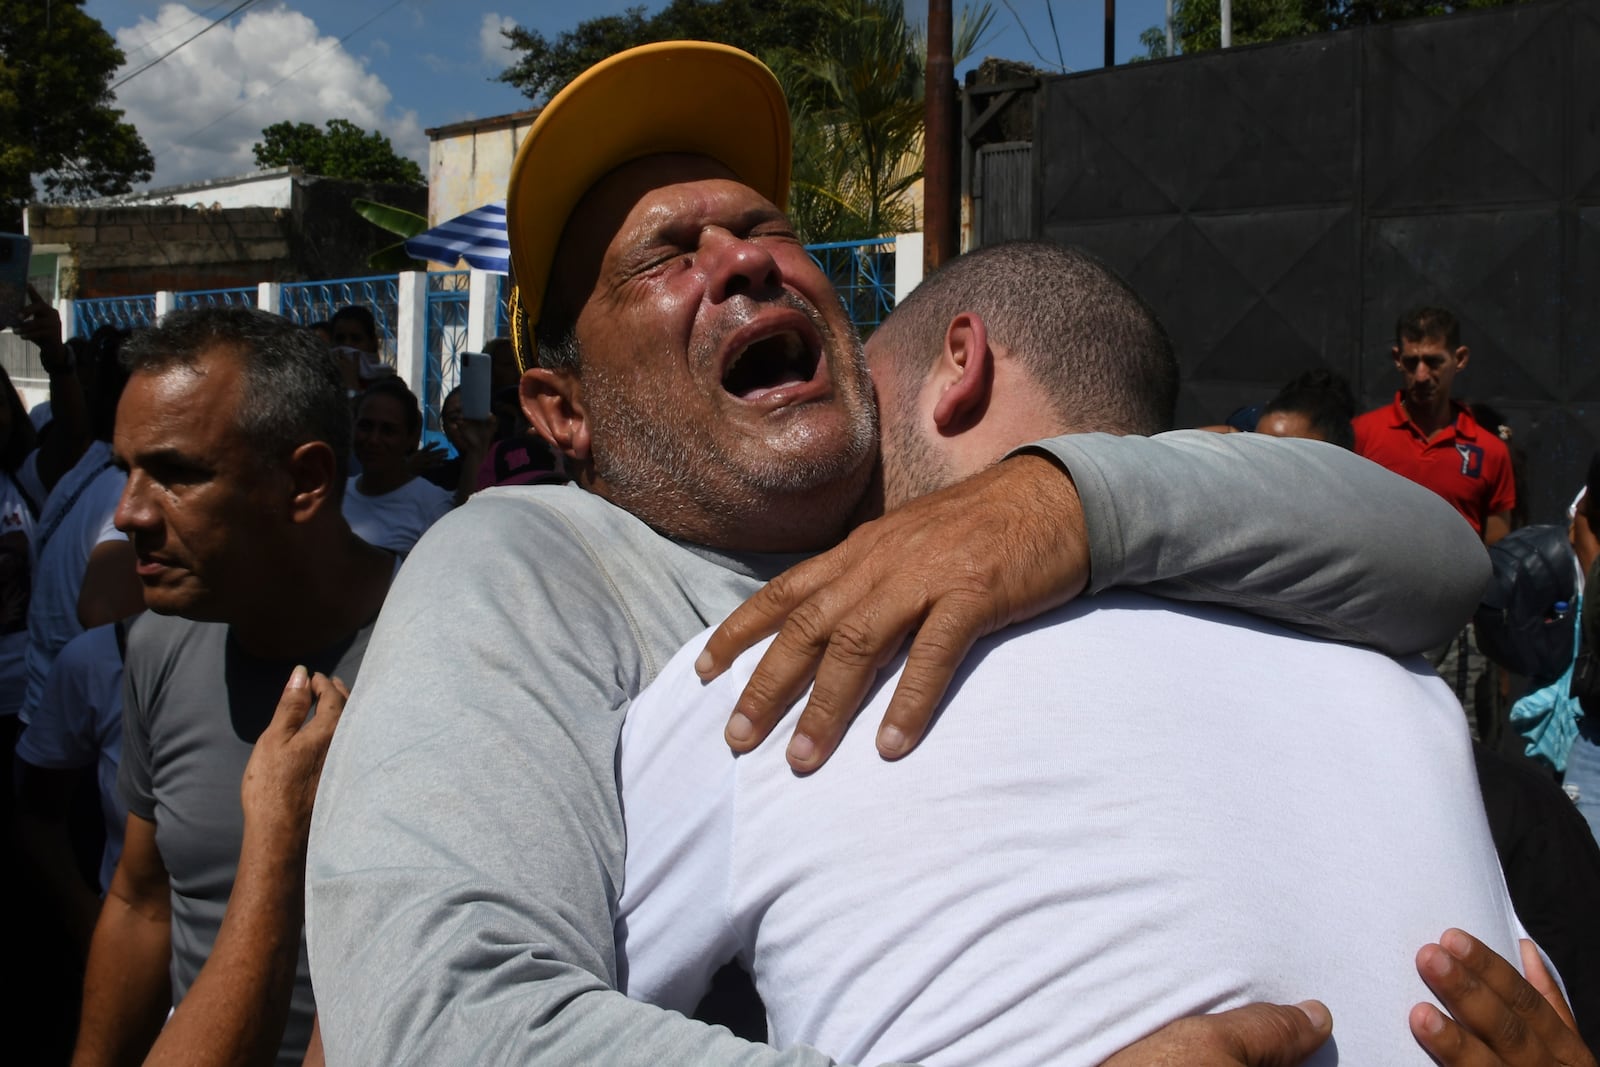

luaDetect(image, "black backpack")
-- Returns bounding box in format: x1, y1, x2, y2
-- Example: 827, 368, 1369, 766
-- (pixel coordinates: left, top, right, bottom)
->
1474, 524, 1578, 684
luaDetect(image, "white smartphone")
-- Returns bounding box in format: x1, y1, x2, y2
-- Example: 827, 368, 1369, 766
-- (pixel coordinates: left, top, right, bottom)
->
459, 350, 492, 420
0, 234, 30, 330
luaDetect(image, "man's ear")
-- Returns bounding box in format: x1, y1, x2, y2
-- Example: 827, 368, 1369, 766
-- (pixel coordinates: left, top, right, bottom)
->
522, 367, 592, 461
1454, 344, 1470, 371
287, 441, 339, 524
931, 312, 994, 434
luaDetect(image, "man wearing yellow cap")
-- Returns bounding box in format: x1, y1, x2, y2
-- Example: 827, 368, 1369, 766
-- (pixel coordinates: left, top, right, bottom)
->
306, 42, 1495, 1065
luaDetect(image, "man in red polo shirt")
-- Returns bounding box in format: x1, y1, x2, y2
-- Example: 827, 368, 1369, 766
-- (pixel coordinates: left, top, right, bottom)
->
1354, 307, 1515, 545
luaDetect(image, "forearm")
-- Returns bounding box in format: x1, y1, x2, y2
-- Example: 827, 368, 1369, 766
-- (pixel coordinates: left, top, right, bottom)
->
73, 890, 172, 1067
143, 821, 306, 1067
1026, 430, 1491, 655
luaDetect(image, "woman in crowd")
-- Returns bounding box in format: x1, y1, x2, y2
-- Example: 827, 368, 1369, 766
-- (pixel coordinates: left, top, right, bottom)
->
341, 377, 453, 555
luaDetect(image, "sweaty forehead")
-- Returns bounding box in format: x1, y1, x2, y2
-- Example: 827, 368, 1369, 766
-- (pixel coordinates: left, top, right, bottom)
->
545, 154, 771, 317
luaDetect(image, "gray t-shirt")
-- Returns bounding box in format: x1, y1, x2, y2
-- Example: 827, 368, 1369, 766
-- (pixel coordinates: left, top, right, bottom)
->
120, 611, 375, 1067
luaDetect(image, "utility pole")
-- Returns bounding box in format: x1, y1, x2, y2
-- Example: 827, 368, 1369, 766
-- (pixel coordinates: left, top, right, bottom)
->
1105, 0, 1116, 67
1221, 0, 1233, 47
1166, 0, 1174, 56
925, 0, 957, 271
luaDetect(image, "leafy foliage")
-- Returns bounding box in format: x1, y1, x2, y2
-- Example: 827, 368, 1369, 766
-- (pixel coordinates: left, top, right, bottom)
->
352, 198, 429, 272
253, 119, 424, 186
0, 0, 154, 230
497, 0, 994, 243
496, 0, 834, 104
1141, 0, 1523, 57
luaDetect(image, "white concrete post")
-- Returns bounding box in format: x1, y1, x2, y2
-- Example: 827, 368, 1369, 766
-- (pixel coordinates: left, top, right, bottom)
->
466, 270, 496, 352
396, 271, 429, 396
57, 297, 75, 338
154, 290, 177, 319
894, 233, 925, 306
258, 282, 282, 315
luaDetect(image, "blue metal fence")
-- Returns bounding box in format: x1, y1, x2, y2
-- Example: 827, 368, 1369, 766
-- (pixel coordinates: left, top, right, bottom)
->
423, 271, 471, 444
279, 275, 401, 360
806, 238, 897, 334
61, 238, 898, 433
173, 286, 257, 311
74, 295, 157, 336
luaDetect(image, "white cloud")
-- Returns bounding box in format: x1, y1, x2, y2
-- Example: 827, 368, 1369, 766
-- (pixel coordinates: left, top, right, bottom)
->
479, 13, 516, 66
110, 3, 426, 188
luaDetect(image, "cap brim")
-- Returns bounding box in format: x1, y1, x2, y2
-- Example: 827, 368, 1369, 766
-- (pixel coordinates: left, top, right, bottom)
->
506, 41, 791, 334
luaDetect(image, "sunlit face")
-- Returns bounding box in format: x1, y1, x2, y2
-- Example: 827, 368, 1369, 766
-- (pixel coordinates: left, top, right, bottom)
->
113, 353, 289, 619
1393, 334, 1466, 412
353, 392, 416, 479
550, 154, 877, 548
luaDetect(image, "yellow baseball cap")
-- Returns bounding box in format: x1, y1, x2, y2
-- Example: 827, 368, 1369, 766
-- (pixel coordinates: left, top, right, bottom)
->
506, 41, 792, 368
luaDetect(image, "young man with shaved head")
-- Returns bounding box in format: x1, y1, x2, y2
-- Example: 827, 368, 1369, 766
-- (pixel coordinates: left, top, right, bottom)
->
307, 43, 1499, 1066
615, 241, 1543, 1065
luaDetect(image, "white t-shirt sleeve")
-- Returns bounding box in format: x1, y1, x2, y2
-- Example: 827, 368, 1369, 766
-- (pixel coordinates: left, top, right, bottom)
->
615, 629, 747, 1014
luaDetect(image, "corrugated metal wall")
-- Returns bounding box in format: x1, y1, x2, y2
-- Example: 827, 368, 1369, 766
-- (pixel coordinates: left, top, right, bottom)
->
1020, 0, 1599, 522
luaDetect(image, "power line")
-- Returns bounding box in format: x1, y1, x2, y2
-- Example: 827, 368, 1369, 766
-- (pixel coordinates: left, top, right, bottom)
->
152, 0, 413, 162
117, 1, 237, 68
111, 0, 268, 92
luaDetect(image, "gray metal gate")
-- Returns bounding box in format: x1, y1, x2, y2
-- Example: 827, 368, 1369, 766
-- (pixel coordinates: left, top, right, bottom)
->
1024, 0, 1600, 522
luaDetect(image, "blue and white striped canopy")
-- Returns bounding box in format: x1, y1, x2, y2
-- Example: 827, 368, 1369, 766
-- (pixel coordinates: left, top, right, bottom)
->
405, 201, 509, 273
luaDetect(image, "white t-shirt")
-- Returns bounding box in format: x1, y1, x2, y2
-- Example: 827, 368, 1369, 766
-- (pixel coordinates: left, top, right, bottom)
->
16, 622, 127, 890
617, 592, 1527, 1067
341, 475, 452, 556
20, 441, 127, 723
0, 469, 38, 717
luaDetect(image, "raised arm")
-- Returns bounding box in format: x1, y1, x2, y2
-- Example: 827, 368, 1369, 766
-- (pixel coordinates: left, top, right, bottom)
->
700, 430, 1488, 771
144, 668, 344, 1067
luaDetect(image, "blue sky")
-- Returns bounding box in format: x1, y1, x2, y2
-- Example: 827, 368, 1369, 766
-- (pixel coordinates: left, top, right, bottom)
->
85, 0, 1171, 188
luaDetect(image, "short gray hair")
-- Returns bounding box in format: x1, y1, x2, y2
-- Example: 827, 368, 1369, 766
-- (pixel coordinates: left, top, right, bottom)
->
873, 241, 1177, 435
122, 306, 352, 481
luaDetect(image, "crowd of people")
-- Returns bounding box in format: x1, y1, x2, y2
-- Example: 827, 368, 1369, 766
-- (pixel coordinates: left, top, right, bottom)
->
1, 37, 1597, 1067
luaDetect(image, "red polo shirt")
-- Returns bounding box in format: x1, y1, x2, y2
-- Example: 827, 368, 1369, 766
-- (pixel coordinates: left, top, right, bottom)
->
1353, 393, 1515, 535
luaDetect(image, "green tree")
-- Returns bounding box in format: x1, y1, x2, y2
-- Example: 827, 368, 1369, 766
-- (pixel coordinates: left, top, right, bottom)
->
498, 0, 993, 243
1141, 0, 1522, 57
252, 119, 424, 186
497, 0, 834, 104
0, 0, 154, 230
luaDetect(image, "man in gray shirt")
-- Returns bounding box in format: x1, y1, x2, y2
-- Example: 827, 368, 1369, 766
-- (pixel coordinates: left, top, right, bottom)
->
76, 308, 395, 1067
306, 42, 1490, 1066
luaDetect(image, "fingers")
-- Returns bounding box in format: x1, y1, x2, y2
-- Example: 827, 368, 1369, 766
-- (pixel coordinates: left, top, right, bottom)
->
782, 602, 907, 772
702, 554, 841, 682
1409, 1001, 1485, 1066
270, 665, 315, 735
720, 591, 843, 758
1102, 1001, 1332, 1067
1218, 1001, 1333, 1067
1412, 929, 1595, 1067
875, 604, 980, 759
302, 673, 349, 743
1519, 940, 1579, 1033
